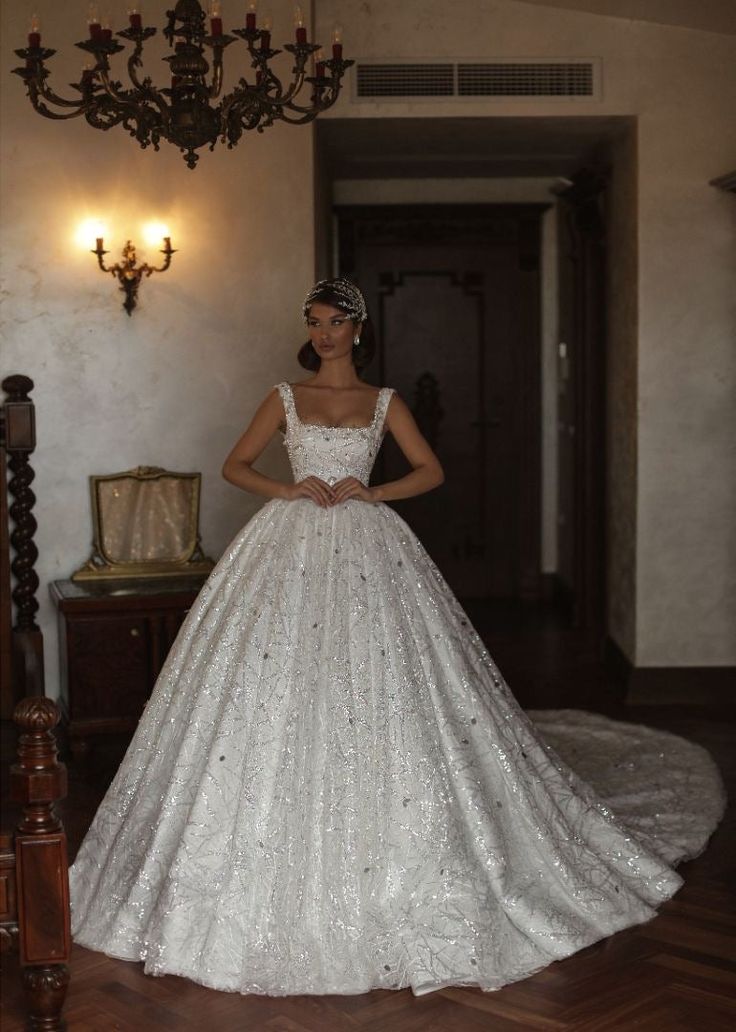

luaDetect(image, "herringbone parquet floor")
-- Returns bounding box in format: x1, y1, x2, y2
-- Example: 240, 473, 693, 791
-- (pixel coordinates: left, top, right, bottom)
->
2, 609, 734, 1031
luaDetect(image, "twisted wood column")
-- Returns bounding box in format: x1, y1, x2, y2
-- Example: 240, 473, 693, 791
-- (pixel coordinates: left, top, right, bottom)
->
2, 374, 44, 706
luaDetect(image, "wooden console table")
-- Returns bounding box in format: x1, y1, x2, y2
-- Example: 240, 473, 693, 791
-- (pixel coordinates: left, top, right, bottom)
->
50, 576, 207, 757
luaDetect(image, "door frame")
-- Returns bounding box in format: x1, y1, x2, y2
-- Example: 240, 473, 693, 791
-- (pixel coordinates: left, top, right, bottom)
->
555, 170, 608, 634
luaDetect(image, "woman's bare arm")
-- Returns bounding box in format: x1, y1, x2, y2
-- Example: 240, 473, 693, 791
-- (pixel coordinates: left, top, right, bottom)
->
222, 389, 336, 508
370, 393, 444, 502
221, 388, 290, 499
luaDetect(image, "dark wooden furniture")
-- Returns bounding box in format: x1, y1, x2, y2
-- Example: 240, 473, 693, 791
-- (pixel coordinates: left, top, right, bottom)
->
50, 576, 207, 756
1, 699, 71, 1030
1, 374, 70, 1032
1, 375, 44, 718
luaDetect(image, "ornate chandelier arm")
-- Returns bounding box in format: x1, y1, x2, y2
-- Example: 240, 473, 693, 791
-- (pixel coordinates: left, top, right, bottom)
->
13, 51, 90, 117
76, 33, 165, 118
279, 80, 345, 116
91, 65, 147, 110
204, 35, 236, 99
278, 58, 354, 116
263, 43, 318, 105
123, 38, 170, 115
272, 106, 329, 125
26, 85, 88, 120
229, 30, 314, 106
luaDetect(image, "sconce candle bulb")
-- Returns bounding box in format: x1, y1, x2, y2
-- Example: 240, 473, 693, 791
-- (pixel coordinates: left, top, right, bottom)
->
87, 3, 102, 39
260, 14, 271, 49
293, 4, 307, 44
209, 0, 223, 36
28, 14, 41, 48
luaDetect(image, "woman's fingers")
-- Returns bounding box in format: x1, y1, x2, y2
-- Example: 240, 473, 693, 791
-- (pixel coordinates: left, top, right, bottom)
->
331, 479, 351, 503
302, 476, 335, 507
294, 476, 370, 506
331, 478, 364, 504
312, 477, 335, 505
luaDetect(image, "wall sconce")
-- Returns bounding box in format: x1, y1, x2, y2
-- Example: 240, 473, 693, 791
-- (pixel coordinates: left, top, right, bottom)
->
92, 232, 176, 315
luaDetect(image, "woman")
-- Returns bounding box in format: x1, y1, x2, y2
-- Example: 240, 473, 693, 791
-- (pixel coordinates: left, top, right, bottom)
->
70, 278, 725, 997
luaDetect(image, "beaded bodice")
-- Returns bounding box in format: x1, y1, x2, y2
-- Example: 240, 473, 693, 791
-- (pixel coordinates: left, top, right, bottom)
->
276, 382, 394, 487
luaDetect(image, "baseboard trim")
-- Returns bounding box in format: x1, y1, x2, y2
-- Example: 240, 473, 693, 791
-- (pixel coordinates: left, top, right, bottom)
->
605, 636, 735, 706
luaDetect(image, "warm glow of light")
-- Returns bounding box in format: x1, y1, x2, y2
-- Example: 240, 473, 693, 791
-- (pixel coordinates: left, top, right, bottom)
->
209, 0, 222, 17
332, 23, 342, 44
30, 13, 41, 32
75, 218, 108, 249
293, 4, 304, 28
142, 221, 171, 246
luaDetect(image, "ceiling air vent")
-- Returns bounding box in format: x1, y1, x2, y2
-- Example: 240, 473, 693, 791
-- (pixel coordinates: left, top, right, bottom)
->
356, 63, 455, 98
458, 62, 593, 97
353, 58, 600, 102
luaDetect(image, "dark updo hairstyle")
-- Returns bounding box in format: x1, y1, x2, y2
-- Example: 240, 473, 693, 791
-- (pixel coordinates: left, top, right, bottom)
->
298, 281, 376, 372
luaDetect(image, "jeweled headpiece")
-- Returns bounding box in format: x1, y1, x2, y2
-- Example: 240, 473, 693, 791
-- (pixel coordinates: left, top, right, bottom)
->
302, 278, 368, 324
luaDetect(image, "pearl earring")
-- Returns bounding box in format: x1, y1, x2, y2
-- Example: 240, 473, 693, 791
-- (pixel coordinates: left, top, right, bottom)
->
353, 336, 360, 347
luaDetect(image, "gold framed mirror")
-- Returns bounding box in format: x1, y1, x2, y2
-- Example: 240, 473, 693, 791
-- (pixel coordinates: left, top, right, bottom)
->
72, 466, 214, 582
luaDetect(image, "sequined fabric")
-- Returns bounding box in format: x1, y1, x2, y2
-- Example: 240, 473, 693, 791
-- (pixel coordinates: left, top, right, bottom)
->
69, 382, 726, 997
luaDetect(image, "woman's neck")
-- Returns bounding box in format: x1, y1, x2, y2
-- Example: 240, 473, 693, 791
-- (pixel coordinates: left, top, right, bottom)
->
310, 358, 362, 389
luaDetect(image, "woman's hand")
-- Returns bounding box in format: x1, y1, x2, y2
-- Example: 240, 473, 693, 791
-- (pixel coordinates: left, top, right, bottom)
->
330, 477, 375, 505
285, 476, 336, 508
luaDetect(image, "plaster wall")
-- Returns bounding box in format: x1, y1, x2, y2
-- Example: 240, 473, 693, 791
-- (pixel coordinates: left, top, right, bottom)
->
1, 3, 314, 700
317, 0, 736, 667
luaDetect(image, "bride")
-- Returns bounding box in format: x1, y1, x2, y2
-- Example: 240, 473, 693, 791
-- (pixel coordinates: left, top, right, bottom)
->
69, 278, 725, 997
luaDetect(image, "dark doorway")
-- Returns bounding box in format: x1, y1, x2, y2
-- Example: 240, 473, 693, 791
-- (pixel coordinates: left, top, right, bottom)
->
337, 204, 546, 601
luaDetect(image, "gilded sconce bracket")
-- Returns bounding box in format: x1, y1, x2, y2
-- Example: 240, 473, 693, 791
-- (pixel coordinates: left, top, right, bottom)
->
93, 237, 176, 315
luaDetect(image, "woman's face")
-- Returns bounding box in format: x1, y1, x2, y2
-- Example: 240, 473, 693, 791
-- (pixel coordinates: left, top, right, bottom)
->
306, 302, 359, 362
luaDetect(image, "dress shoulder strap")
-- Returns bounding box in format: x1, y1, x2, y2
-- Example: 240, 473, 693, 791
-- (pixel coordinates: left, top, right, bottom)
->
373, 387, 395, 436
274, 382, 297, 429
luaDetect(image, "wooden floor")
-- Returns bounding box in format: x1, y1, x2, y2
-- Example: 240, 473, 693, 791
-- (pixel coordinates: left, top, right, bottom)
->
2, 601, 735, 1031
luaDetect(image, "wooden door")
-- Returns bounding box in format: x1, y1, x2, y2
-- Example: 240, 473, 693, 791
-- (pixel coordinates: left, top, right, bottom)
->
337, 205, 545, 600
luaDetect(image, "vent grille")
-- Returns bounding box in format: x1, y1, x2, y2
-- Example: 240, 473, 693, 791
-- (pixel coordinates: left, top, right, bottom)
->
458, 62, 593, 97
356, 63, 455, 98
354, 59, 599, 101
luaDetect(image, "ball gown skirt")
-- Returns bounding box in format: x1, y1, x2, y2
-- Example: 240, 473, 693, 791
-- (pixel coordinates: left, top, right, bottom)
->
68, 382, 726, 996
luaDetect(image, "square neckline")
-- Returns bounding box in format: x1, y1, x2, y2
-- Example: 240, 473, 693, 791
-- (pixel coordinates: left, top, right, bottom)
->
285, 382, 385, 431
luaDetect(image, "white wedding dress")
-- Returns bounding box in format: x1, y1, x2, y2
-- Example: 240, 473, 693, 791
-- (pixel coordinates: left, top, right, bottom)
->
69, 381, 726, 996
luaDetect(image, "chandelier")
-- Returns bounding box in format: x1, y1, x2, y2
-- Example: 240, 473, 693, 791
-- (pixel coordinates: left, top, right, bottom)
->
13, 1, 353, 169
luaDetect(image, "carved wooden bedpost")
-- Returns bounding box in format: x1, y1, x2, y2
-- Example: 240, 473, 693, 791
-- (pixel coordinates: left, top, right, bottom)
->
1, 374, 44, 713
10, 696, 70, 1031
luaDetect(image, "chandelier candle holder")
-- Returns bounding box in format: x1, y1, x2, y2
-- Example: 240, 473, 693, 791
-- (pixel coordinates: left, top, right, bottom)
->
13, 2, 353, 169
93, 236, 176, 315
